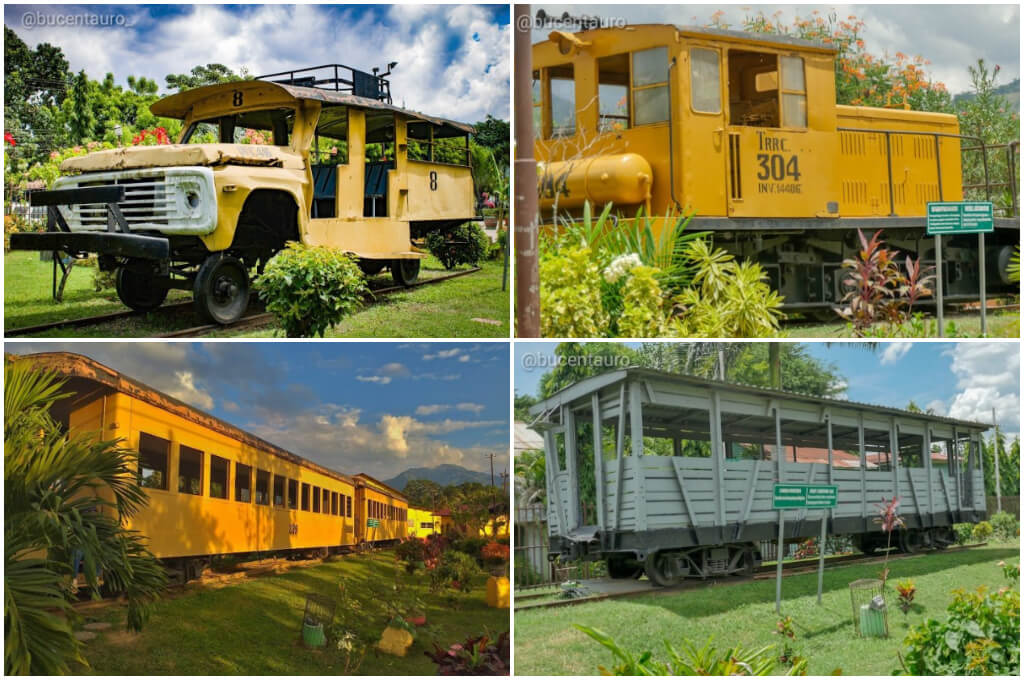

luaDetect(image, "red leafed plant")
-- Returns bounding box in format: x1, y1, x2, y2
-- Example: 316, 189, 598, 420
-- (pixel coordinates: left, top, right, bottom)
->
481, 542, 510, 564
425, 631, 510, 675
132, 127, 171, 146
874, 496, 905, 586
895, 579, 916, 614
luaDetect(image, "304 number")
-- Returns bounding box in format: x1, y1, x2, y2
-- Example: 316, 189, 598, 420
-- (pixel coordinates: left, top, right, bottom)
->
756, 153, 801, 182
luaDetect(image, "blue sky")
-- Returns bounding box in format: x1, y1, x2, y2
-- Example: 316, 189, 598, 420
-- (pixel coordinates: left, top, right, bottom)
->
5, 3, 509, 122
514, 342, 1020, 435
7, 342, 510, 480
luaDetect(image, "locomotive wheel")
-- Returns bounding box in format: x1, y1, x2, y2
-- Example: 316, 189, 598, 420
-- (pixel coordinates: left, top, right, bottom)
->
115, 266, 168, 312
644, 551, 682, 587
606, 554, 643, 580
931, 526, 955, 550
390, 258, 421, 287
193, 254, 250, 324
899, 528, 925, 554
359, 259, 385, 277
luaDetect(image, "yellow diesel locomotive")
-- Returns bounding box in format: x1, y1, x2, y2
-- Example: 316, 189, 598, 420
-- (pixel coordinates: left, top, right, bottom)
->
532, 24, 1019, 309
18, 351, 432, 581
408, 506, 443, 539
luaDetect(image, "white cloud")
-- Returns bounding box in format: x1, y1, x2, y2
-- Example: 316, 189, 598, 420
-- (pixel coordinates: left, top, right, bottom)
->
880, 343, 912, 365
943, 344, 1020, 431
416, 404, 449, 416
166, 371, 214, 411
356, 375, 391, 385
457, 402, 486, 414
424, 348, 463, 360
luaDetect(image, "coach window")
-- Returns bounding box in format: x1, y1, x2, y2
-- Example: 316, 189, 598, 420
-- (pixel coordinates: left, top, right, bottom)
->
273, 475, 285, 508
632, 47, 669, 125
301, 483, 311, 511
178, 445, 203, 495
210, 455, 229, 499
780, 55, 807, 128
897, 429, 925, 468
235, 463, 252, 503
138, 433, 169, 490
322, 489, 330, 515
346, 495, 353, 517
598, 53, 630, 131
287, 479, 298, 509
548, 64, 576, 138
313, 486, 321, 513
331, 492, 339, 516
690, 47, 721, 114
255, 469, 270, 505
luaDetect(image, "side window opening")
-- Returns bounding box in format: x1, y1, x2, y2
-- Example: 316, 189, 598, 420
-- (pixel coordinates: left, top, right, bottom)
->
273, 475, 285, 507
332, 492, 339, 516
690, 47, 722, 114
728, 50, 805, 128
254, 469, 270, 506
312, 486, 321, 513
210, 455, 229, 499
138, 433, 169, 490
182, 108, 295, 146
547, 64, 576, 138
234, 463, 252, 503
364, 111, 395, 218
310, 105, 349, 219
346, 495, 353, 517
322, 489, 330, 515
287, 478, 298, 509
301, 482, 310, 511
632, 47, 670, 126
178, 445, 203, 495
780, 55, 807, 127
598, 53, 630, 132
532, 70, 542, 133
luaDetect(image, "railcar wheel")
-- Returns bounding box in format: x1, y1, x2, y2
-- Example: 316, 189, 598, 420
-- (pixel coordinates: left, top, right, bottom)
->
390, 258, 420, 287
644, 551, 683, 587
931, 526, 955, 550
899, 528, 925, 554
359, 260, 385, 277
193, 254, 250, 324
115, 266, 168, 312
606, 554, 643, 580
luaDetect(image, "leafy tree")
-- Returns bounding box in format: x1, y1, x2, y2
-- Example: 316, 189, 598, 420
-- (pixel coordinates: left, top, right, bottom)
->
514, 392, 538, 421
4, 26, 72, 164
515, 448, 546, 505
471, 115, 509, 170
982, 431, 1020, 497
539, 342, 639, 398
165, 63, 247, 91
402, 478, 445, 509
728, 344, 844, 397
5, 360, 167, 675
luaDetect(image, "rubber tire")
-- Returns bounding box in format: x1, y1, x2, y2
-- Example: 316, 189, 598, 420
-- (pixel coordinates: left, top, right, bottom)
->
644, 551, 682, 587
606, 555, 643, 580
931, 526, 954, 550
899, 528, 925, 554
359, 260, 386, 277
193, 254, 250, 324
391, 258, 421, 287
115, 266, 168, 312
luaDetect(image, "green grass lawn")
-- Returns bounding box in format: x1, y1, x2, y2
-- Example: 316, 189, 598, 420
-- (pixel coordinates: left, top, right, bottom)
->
783, 309, 1020, 338
74, 551, 509, 675
513, 542, 1019, 676
4, 251, 510, 337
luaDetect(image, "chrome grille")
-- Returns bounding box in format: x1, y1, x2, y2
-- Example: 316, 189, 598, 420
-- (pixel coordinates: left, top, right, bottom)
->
75, 176, 172, 227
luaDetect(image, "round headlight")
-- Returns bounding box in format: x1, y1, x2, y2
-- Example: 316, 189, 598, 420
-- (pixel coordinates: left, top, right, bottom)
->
186, 191, 200, 209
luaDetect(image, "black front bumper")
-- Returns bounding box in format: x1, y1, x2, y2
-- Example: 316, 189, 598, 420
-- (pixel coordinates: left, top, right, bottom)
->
9, 231, 170, 260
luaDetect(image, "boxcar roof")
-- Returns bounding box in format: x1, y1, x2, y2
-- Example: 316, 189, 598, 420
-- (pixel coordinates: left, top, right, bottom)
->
13, 352, 358, 488
353, 473, 407, 502
150, 80, 475, 136
528, 367, 990, 430
539, 24, 837, 55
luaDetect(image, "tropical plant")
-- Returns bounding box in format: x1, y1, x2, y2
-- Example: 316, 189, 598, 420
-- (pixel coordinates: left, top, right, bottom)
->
425, 223, 490, 269
874, 496, 904, 587
953, 523, 974, 545
254, 242, 368, 337
989, 512, 1019, 542
5, 360, 167, 675
429, 550, 481, 593
539, 245, 610, 337
425, 630, 510, 675
618, 265, 668, 337
672, 239, 785, 337
971, 521, 994, 542
575, 625, 808, 675
394, 536, 428, 573
896, 579, 917, 615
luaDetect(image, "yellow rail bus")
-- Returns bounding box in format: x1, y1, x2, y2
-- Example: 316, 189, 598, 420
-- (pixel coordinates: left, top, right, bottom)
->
532, 25, 1019, 310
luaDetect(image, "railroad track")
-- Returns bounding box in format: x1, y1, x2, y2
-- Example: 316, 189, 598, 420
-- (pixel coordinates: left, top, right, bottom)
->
6, 267, 481, 338
514, 543, 986, 611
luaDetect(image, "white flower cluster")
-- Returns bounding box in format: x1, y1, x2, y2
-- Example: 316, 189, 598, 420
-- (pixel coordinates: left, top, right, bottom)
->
603, 253, 643, 284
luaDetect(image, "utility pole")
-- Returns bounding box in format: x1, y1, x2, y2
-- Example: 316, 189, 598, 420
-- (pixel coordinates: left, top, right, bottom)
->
992, 407, 1001, 513
514, 4, 540, 336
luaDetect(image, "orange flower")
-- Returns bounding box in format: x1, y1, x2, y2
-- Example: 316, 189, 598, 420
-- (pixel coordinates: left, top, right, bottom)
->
856, 39, 864, 49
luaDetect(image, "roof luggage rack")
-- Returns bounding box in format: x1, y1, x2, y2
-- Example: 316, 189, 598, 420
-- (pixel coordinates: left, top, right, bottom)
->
255, 63, 397, 104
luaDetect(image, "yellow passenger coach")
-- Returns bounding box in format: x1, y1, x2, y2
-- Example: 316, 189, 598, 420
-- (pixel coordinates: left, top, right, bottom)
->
533, 25, 1019, 309
17, 351, 410, 581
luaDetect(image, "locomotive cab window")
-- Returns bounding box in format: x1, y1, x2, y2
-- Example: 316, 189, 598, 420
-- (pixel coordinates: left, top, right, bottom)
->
210, 455, 229, 499
598, 53, 630, 131
547, 64, 576, 138
287, 478, 298, 509
632, 47, 670, 126
690, 47, 721, 114
182, 107, 295, 146
138, 433, 169, 490
178, 445, 203, 496
301, 483, 310, 511
235, 463, 252, 503
728, 49, 781, 127
273, 475, 285, 508
254, 469, 270, 506
779, 56, 807, 128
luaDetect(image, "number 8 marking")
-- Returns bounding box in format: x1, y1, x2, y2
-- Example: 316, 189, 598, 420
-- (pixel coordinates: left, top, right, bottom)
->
429, 171, 438, 191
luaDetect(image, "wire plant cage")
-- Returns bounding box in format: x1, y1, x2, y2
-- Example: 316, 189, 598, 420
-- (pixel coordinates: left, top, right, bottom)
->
299, 593, 336, 647
849, 578, 888, 638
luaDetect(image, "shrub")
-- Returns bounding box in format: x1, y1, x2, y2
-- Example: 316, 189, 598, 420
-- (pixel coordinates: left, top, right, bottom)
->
575, 625, 807, 675
481, 541, 510, 565
539, 245, 609, 337
971, 521, 994, 542
990, 512, 1019, 541
450, 536, 488, 561
618, 265, 668, 337
953, 523, 974, 545
425, 223, 490, 269
896, 579, 917, 615
394, 537, 427, 573
425, 631, 509, 675
254, 242, 368, 337
898, 578, 1020, 675
430, 550, 481, 593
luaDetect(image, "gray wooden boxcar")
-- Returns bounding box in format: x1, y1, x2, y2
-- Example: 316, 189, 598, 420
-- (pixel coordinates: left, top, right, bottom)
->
528, 368, 989, 586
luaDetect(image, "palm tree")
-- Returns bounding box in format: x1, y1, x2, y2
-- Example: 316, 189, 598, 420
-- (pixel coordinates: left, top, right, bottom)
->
5, 360, 167, 675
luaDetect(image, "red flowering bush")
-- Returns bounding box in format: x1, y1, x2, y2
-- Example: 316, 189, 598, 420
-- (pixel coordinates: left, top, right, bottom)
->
4, 131, 16, 147
481, 542, 510, 565
132, 127, 171, 146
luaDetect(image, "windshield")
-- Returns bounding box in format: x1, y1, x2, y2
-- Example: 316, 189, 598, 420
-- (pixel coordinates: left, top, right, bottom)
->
181, 107, 295, 146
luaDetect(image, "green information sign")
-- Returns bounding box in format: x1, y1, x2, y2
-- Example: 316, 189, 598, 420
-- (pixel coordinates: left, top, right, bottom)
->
773, 484, 838, 509
926, 202, 994, 235
367, 518, 380, 528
